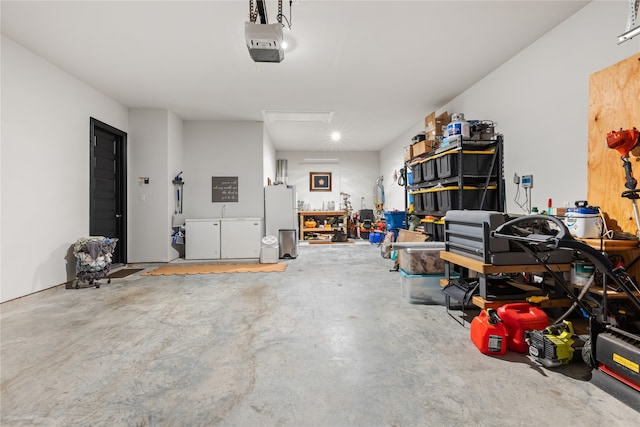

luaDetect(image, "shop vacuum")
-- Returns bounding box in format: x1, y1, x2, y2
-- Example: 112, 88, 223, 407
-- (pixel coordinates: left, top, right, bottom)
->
491, 215, 640, 411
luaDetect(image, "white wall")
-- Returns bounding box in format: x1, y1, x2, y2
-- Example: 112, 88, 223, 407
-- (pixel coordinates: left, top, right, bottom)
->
380, 122, 426, 211
275, 151, 381, 213
381, 1, 640, 215
1, 35, 129, 302
183, 121, 264, 219
168, 111, 184, 260
129, 109, 184, 263
263, 128, 276, 186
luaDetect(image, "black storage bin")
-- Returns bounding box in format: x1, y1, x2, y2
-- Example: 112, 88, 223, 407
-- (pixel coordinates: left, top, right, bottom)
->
422, 158, 437, 181
436, 187, 498, 212
412, 163, 423, 183
436, 187, 478, 212
412, 193, 424, 212
437, 152, 496, 179
477, 187, 498, 210
423, 191, 438, 212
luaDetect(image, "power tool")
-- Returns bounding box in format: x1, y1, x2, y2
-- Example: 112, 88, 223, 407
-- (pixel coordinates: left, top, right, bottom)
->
606, 127, 640, 236
525, 321, 576, 368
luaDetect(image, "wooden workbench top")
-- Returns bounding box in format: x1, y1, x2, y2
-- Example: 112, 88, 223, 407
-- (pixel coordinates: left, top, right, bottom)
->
440, 251, 571, 274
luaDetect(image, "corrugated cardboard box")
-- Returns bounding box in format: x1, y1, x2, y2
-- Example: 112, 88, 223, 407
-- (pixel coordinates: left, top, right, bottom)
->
403, 145, 412, 162
411, 140, 427, 158
396, 229, 429, 269
425, 111, 449, 141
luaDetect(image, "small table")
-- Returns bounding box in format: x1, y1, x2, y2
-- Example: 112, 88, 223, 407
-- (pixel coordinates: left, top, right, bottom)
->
440, 251, 571, 300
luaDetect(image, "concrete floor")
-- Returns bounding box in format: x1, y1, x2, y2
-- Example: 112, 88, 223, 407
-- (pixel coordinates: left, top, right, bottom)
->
1, 242, 638, 426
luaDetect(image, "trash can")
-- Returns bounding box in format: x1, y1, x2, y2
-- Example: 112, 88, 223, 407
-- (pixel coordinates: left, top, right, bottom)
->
260, 235, 279, 264
279, 229, 298, 259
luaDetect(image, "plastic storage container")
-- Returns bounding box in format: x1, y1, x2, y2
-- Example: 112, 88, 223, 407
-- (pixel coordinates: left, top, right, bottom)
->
399, 269, 448, 305
436, 151, 496, 179
423, 190, 438, 212
423, 217, 445, 241
412, 163, 423, 183
570, 260, 596, 286
435, 186, 498, 212
412, 192, 424, 212
422, 158, 437, 181
369, 230, 385, 244
470, 310, 508, 355
446, 113, 471, 139
564, 207, 601, 239
384, 211, 406, 230
496, 303, 549, 353
398, 243, 446, 275
259, 235, 280, 264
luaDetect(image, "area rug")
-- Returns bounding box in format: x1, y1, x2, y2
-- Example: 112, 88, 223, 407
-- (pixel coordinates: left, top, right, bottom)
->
142, 263, 287, 276
107, 268, 144, 278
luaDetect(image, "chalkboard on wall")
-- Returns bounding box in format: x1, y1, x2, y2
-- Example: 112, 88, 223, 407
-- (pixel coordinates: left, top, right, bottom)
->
211, 176, 238, 202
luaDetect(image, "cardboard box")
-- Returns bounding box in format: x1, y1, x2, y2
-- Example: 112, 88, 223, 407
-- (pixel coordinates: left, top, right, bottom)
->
403, 145, 412, 162
397, 229, 428, 243
424, 112, 436, 136
411, 140, 427, 158
425, 111, 449, 141
396, 229, 429, 271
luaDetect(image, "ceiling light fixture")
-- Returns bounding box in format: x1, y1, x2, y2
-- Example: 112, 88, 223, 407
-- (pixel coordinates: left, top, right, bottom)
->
245, 0, 293, 63
331, 131, 341, 142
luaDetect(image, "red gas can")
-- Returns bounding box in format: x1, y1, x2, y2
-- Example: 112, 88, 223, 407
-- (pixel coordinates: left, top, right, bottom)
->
470, 309, 508, 355
497, 303, 549, 353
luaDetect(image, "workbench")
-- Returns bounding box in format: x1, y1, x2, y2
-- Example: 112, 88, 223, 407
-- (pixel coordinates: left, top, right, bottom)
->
440, 251, 572, 308
298, 210, 348, 240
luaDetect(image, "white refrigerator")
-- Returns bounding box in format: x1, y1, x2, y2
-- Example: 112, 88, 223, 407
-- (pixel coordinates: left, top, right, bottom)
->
264, 185, 298, 258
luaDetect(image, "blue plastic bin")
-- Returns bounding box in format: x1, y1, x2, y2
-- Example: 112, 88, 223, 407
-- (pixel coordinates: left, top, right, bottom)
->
384, 211, 406, 230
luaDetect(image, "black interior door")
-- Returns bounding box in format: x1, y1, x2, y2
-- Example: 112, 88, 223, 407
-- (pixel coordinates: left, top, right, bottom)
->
90, 118, 127, 264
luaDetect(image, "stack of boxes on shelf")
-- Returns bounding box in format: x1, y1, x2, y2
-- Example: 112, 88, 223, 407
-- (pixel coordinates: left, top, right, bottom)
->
403, 111, 450, 163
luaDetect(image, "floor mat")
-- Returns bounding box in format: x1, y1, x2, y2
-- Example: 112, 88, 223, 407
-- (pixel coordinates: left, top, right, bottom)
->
142, 263, 287, 276
107, 268, 144, 278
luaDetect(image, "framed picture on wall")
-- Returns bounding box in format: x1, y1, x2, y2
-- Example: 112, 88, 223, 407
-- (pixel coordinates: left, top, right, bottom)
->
310, 172, 332, 192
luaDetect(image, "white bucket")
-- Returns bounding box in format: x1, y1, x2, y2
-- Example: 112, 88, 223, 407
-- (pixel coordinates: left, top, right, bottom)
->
570, 261, 595, 287
564, 212, 601, 238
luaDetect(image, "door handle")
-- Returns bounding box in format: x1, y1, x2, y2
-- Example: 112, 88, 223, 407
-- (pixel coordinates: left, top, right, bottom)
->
115, 214, 123, 218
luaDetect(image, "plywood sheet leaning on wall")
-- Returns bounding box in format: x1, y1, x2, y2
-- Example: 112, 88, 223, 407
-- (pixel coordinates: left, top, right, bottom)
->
588, 54, 640, 234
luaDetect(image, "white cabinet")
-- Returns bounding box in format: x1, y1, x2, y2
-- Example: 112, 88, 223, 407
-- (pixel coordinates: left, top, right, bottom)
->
185, 218, 263, 260
185, 219, 221, 260
221, 218, 262, 259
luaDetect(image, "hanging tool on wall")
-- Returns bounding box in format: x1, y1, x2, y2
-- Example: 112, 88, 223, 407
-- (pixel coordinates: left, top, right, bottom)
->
172, 172, 185, 229
373, 175, 385, 217
606, 127, 640, 236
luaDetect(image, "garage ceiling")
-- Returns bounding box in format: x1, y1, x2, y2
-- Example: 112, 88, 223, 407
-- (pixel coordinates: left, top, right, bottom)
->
1, 1, 590, 151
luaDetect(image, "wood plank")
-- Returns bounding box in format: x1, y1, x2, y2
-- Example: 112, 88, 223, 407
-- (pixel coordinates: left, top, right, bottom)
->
588, 54, 640, 235
440, 251, 571, 273
471, 296, 572, 309
578, 238, 639, 250
307, 240, 354, 245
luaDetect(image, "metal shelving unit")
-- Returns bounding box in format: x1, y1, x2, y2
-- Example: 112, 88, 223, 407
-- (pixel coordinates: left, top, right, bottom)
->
404, 135, 506, 237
